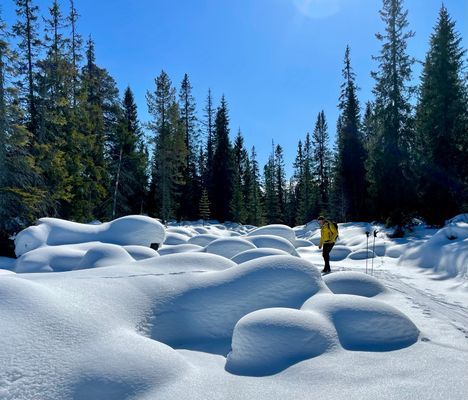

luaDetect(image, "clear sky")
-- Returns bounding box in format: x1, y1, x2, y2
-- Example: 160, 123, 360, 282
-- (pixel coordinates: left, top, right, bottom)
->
2, 0, 467, 175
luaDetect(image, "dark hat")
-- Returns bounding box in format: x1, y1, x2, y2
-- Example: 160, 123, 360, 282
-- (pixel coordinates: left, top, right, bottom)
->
317, 216, 325, 221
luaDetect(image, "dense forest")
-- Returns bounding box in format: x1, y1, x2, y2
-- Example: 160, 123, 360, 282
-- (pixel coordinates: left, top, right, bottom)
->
0, 0, 466, 252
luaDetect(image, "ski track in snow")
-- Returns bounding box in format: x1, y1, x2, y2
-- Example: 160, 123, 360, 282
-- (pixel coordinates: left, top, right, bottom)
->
373, 269, 468, 345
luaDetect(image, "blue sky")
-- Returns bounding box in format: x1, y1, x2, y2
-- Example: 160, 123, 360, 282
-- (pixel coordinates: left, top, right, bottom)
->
2, 0, 467, 174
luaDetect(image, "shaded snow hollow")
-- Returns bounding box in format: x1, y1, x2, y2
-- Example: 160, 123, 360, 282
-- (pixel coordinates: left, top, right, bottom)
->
0, 216, 466, 400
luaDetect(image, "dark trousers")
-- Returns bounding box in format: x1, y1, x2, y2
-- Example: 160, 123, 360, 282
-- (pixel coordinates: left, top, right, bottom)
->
322, 242, 335, 272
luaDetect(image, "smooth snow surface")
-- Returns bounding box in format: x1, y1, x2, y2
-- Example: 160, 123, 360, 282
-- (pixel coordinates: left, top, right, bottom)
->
1, 217, 467, 399
14, 215, 165, 256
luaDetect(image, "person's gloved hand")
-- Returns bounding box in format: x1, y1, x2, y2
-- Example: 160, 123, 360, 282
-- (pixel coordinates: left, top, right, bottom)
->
318, 245, 322, 250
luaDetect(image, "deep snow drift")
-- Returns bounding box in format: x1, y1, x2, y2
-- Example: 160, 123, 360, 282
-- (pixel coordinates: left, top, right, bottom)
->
0, 216, 467, 400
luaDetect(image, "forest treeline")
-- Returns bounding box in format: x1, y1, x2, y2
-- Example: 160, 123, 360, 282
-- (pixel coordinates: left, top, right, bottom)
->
0, 0, 466, 247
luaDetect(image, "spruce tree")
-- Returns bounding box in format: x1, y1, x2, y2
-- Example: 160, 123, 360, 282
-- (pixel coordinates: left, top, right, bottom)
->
110, 87, 148, 218
147, 71, 187, 223
179, 73, 200, 220
13, 0, 41, 139
202, 89, 215, 197
211, 95, 233, 222
368, 0, 415, 226
246, 146, 264, 226
312, 110, 332, 215
414, 5, 467, 224
230, 129, 248, 223
335, 47, 367, 221
67, 0, 82, 107
0, 13, 45, 237
199, 188, 211, 223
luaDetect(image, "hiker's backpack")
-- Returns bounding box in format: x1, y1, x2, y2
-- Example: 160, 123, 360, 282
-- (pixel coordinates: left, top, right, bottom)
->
329, 221, 339, 238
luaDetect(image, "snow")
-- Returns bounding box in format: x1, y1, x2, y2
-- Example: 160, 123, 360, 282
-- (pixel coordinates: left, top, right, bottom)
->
322, 271, 388, 297
204, 237, 257, 259
244, 234, 300, 256
231, 248, 290, 264
302, 294, 420, 351
226, 308, 337, 376
158, 243, 203, 255
14, 215, 166, 256
247, 224, 297, 244
1, 216, 467, 399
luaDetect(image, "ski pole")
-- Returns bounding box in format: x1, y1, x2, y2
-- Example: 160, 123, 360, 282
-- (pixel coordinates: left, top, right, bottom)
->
371, 230, 377, 275
365, 231, 370, 274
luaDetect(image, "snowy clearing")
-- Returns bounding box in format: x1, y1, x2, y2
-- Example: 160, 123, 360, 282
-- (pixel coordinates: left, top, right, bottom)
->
0, 216, 467, 399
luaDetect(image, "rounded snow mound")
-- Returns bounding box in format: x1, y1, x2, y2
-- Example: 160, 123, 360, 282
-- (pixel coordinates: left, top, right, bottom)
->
14, 215, 166, 256
244, 235, 299, 256
226, 308, 337, 376
329, 245, 352, 261
292, 239, 313, 248
123, 245, 160, 261
135, 252, 236, 273
302, 294, 419, 351
166, 227, 194, 237
187, 234, 220, 247
205, 238, 257, 259
150, 255, 329, 349
77, 244, 134, 269
322, 271, 387, 297
0, 269, 15, 276
348, 249, 375, 260
247, 224, 297, 244
163, 232, 189, 245
231, 248, 290, 264
158, 244, 203, 256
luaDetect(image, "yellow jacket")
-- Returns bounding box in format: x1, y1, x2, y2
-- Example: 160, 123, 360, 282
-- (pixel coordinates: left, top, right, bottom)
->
319, 221, 338, 248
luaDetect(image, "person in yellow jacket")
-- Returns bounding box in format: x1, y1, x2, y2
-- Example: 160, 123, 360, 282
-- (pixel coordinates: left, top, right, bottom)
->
317, 216, 338, 274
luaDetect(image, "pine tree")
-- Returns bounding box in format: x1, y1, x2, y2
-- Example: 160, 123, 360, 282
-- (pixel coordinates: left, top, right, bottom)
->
368, 0, 415, 226
211, 95, 233, 222
415, 5, 467, 224
335, 47, 367, 221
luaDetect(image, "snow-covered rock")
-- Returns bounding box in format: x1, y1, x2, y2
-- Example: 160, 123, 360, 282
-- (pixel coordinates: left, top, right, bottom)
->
231, 248, 290, 264
150, 255, 328, 348
163, 232, 189, 245
123, 245, 160, 260
348, 249, 375, 260
244, 235, 299, 256
134, 252, 236, 273
302, 294, 419, 351
77, 243, 135, 269
329, 245, 352, 261
322, 271, 387, 297
14, 216, 166, 256
226, 308, 337, 376
247, 224, 297, 244
158, 244, 203, 256
204, 238, 257, 259
187, 234, 220, 247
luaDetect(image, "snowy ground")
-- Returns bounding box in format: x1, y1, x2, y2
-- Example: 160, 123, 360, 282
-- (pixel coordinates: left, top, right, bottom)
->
0, 216, 467, 400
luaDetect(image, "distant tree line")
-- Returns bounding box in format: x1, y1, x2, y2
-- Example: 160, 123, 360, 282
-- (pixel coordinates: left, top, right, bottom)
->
0, 0, 466, 249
